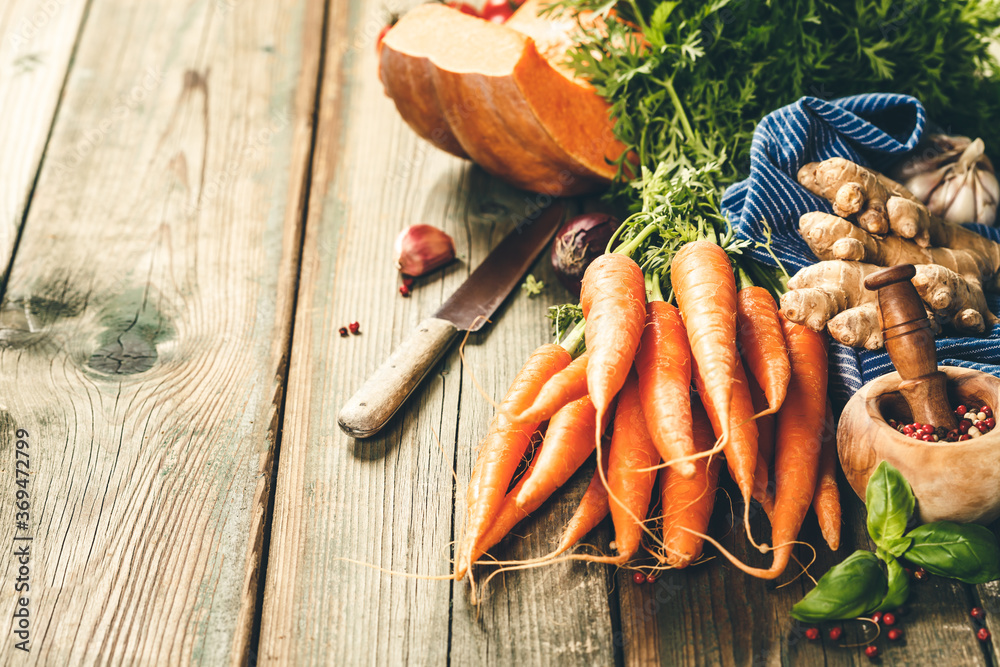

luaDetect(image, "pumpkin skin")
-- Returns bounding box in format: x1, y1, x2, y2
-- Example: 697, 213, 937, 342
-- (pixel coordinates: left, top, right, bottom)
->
378, 2, 627, 196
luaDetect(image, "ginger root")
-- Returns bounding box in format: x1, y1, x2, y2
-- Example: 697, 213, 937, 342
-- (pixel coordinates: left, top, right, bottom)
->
799, 211, 991, 282
827, 303, 942, 351
787, 157, 1000, 348
797, 158, 917, 235
827, 303, 883, 350
781, 260, 993, 347
780, 261, 881, 333
800, 158, 1000, 277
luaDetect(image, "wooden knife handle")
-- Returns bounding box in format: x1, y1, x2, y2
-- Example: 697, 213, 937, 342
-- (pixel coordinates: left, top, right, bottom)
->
338, 317, 459, 438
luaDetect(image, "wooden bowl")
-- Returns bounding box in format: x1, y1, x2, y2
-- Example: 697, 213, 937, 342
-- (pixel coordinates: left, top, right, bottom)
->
838, 366, 1000, 525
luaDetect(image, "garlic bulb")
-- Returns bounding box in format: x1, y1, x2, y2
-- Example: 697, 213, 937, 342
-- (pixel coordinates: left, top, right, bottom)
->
394, 224, 456, 277
893, 135, 999, 226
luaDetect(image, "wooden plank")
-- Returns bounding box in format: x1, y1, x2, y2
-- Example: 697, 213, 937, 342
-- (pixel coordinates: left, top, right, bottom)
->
0, 0, 322, 663
0, 0, 88, 277
628, 474, 992, 666
258, 0, 468, 661
258, 0, 618, 662
450, 431, 616, 666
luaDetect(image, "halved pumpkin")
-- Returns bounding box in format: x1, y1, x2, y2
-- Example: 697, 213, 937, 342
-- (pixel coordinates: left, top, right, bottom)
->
378, 2, 626, 196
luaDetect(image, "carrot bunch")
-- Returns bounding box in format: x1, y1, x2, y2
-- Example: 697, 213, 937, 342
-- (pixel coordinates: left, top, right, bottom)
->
457, 241, 839, 586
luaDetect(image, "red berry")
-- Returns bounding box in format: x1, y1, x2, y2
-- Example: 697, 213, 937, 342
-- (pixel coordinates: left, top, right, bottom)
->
828, 627, 843, 641
349, 321, 361, 334
632, 572, 646, 585
339, 326, 349, 337
403, 276, 415, 288
871, 612, 883, 624
972, 607, 986, 620
902, 425, 915, 435
986, 418, 996, 429
914, 567, 928, 581
921, 424, 934, 435
978, 628, 992, 641
888, 628, 904, 641
645, 574, 656, 584
882, 612, 896, 626
865, 645, 879, 659
921, 434, 934, 442
399, 284, 411, 297
805, 627, 819, 641
957, 405, 968, 415
888, 419, 898, 428
983, 406, 993, 417
960, 434, 972, 441
481, 0, 514, 22
959, 419, 972, 433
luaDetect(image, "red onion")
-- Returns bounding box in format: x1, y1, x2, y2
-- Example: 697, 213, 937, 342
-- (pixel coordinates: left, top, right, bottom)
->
550, 213, 618, 296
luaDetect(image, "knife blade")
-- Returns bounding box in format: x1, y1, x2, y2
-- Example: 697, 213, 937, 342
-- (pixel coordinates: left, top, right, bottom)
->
338, 202, 566, 438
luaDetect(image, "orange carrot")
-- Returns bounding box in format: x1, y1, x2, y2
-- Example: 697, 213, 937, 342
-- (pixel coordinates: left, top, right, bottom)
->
607, 370, 660, 560
693, 353, 758, 510
689, 316, 828, 580
515, 396, 606, 509
737, 286, 791, 415
580, 254, 646, 420
467, 442, 545, 566
747, 370, 776, 515
635, 301, 697, 478
765, 316, 828, 577
511, 350, 590, 423
457, 344, 571, 579
660, 394, 722, 568
555, 445, 611, 555
812, 401, 841, 551
671, 241, 738, 450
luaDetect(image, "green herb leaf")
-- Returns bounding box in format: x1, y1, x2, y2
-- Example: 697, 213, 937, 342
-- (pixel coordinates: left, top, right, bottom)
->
521, 274, 545, 297
548, 303, 583, 343
866, 461, 915, 550
882, 535, 913, 559
790, 551, 887, 623
904, 522, 1000, 584
551, 0, 1000, 208
876, 554, 911, 612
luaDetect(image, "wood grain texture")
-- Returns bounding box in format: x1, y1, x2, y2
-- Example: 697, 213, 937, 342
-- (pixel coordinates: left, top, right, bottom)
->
258, 0, 468, 661
0, 0, 88, 276
626, 472, 993, 666
258, 0, 617, 662
0, 0, 321, 663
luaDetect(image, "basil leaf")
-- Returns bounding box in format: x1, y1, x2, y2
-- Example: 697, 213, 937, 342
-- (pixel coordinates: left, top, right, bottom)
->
791, 551, 887, 622
866, 461, 915, 549
876, 555, 911, 612
883, 535, 913, 559
905, 522, 1000, 584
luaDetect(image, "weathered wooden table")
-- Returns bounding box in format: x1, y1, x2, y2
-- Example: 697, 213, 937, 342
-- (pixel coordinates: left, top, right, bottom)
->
3, 0, 1000, 664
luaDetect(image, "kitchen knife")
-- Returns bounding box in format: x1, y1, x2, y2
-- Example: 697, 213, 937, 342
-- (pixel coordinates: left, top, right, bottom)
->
338, 202, 566, 438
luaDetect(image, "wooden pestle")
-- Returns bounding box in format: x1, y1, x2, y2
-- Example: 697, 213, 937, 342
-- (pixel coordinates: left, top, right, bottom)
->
864, 264, 958, 430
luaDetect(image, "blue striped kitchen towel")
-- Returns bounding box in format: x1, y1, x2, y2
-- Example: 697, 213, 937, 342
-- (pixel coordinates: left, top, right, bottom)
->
721, 93, 1000, 407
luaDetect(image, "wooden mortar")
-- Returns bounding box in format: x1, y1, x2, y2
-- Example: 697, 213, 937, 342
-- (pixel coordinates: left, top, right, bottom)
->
837, 264, 1000, 524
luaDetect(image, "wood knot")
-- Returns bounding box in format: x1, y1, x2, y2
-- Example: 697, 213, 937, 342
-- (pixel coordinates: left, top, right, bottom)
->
88, 333, 157, 374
